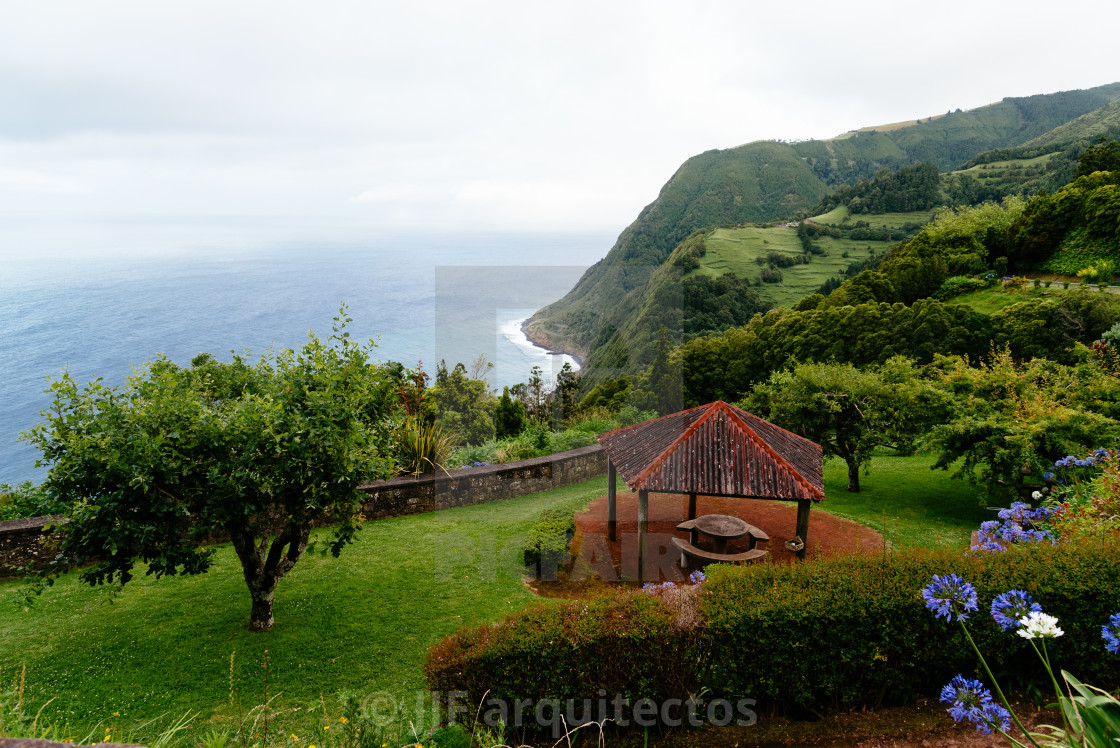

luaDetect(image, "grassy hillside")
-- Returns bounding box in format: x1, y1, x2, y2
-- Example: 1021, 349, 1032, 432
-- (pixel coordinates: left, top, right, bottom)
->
1025, 98, 1120, 148
528, 83, 1120, 364
579, 209, 932, 378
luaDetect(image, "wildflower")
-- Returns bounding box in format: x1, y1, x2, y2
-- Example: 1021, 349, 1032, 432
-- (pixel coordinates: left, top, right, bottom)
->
112, 712, 120, 717
922, 574, 979, 622
689, 570, 705, 584
1018, 611, 1064, 639
990, 590, 1041, 631
940, 675, 1011, 734
338, 716, 348, 724
324, 725, 330, 730
1102, 613, 1120, 654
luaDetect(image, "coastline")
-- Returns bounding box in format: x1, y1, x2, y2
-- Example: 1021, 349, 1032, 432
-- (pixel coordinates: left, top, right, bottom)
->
520, 317, 586, 368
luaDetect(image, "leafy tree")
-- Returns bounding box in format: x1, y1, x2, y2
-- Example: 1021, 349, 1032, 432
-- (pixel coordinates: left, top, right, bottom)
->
494, 386, 527, 439
926, 350, 1120, 498
746, 360, 946, 492
22, 311, 400, 631
551, 362, 580, 428
1076, 138, 1120, 178
578, 376, 631, 412
431, 360, 495, 445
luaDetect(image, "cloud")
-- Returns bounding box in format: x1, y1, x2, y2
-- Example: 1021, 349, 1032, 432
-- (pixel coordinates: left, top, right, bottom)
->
0, 169, 85, 194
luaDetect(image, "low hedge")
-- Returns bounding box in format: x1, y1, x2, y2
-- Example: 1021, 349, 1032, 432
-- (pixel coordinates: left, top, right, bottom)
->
425, 540, 1120, 723
701, 541, 1120, 713
520, 508, 576, 579
424, 591, 703, 711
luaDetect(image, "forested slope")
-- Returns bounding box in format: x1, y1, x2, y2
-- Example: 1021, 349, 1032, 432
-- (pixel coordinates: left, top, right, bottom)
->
528, 83, 1120, 363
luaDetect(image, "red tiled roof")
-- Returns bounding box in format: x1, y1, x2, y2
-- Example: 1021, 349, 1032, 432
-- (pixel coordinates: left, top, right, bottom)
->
597, 401, 824, 501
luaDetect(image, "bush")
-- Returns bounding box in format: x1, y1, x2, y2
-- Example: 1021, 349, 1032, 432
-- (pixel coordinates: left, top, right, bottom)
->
424, 591, 704, 719
701, 541, 1120, 714
0, 481, 66, 521
519, 507, 577, 576
935, 275, 987, 299
759, 267, 783, 284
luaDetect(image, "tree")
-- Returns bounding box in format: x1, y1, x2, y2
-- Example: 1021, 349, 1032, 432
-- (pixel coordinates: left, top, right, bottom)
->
746, 360, 945, 492
22, 310, 400, 631
926, 349, 1120, 498
494, 386, 527, 439
431, 360, 495, 445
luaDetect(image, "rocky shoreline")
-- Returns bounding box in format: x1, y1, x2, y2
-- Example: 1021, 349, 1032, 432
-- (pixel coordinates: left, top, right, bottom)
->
520, 317, 587, 368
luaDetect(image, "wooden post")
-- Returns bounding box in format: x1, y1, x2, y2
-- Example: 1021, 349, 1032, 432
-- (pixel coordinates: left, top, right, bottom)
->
608, 460, 617, 542
795, 499, 812, 561
687, 492, 697, 520
638, 489, 649, 584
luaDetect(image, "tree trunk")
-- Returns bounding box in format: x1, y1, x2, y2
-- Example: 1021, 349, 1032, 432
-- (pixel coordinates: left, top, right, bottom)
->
249, 589, 276, 632
846, 459, 861, 492
228, 518, 311, 632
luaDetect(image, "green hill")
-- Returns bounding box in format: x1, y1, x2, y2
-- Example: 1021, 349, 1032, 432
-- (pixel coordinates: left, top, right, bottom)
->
527, 83, 1120, 366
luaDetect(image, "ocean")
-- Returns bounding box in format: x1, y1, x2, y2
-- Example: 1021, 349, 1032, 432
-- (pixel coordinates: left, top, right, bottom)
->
0, 218, 611, 485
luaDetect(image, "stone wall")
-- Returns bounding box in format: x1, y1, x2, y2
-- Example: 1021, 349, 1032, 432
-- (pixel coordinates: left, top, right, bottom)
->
0, 445, 608, 578
358, 444, 607, 519
0, 515, 66, 578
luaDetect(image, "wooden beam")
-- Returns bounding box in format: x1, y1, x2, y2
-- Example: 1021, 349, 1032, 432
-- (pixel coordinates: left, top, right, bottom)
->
638, 489, 649, 584
687, 492, 697, 520
608, 459, 617, 542
795, 498, 812, 561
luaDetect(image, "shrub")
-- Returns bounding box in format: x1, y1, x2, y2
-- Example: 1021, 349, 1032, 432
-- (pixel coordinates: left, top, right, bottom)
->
392, 418, 456, 476
0, 482, 65, 521
759, 267, 783, 284
935, 275, 987, 299
519, 507, 576, 575
424, 591, 705, 719
701, 541, 1120, 714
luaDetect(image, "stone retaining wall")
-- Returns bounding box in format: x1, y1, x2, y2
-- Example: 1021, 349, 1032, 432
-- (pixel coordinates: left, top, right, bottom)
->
0, 445, 608, 578
358, 444, 607, 518
0, 515, 66, 578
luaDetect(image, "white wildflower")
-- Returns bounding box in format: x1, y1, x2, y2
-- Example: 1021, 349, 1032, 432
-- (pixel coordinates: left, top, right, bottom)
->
1018, 611, 1064, 639
1031, 491, 1042, 500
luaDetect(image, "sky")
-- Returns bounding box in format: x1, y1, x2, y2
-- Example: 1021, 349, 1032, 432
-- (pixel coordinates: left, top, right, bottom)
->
0, 0, 1117, 234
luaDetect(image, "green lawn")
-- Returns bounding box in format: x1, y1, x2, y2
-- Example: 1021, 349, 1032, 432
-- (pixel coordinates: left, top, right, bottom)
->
818, 453, 989, 550
0, 454, 990, 742
945, 283, 1118, 315
0, 477, 607, 738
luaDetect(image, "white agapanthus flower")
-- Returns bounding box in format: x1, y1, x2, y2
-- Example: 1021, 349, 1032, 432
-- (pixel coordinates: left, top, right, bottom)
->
1018, 611, 1064, 639
1031, 491, 1042, 500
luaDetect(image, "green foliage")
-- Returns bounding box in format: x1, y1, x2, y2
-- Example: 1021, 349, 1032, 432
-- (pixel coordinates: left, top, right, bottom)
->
935, 275, 988, 299
578, 376, 631, 412
1077, 137, 1120, 177
1041, 227, 1119, 275
745, 360, 950, 491
493, 386, 526, 440
814, 162, 942, 214
430, 361, 495, 446
518, 507, 576, 571
680, 299, 992, 405
926, 350, 1120, 497
628, 327, 682, 416
424, 590, 704, 715
0, 482, 65, 522
392, 417, 456, 476
20, 308, 399, 631
701, 540, 1120, 713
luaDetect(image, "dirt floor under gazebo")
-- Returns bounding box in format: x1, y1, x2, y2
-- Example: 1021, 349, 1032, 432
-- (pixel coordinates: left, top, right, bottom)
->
551, 491, 884, 589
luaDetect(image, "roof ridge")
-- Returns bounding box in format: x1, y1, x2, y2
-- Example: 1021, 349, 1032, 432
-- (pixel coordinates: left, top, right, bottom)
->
718, 402, 824, 501
631, 402, 722, 488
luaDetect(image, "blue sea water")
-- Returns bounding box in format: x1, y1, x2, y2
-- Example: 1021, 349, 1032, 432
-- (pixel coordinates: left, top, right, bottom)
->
0, 218, 611, 485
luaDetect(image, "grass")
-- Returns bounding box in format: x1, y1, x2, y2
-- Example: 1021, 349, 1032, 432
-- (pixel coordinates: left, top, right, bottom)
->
817, 452, 989, 550
0, 476, 608, 739
0, 454, 994, 743
694, 227, 880, 309
945, 282, 1119, 315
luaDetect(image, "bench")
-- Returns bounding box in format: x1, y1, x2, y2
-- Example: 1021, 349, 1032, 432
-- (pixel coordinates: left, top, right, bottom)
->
671, 536, 769, 568
675, 518, 770, 549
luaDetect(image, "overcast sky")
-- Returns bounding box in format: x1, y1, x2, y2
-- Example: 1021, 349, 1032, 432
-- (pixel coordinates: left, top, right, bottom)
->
0, 0, 1116, 233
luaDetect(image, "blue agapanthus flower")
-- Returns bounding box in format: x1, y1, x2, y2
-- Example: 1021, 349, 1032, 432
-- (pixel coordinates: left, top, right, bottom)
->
1103, 613, 1120, 655
940, 676, 1011, 735
688, 570, 705, 585
922, 574, 979, 622
991, 590, 1042, 631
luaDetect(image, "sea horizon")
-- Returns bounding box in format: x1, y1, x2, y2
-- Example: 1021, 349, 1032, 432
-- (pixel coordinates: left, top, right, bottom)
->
0, 218, 612, 485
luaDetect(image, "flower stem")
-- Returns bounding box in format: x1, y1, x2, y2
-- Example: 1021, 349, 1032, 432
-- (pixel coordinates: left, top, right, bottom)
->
958, 620, 1043, 748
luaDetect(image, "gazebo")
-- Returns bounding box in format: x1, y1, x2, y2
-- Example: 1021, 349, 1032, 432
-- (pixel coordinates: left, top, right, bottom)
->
597, 400, 825, 581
